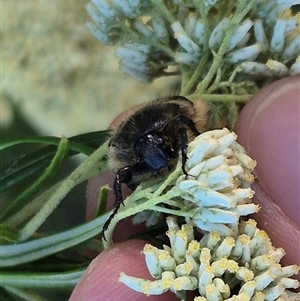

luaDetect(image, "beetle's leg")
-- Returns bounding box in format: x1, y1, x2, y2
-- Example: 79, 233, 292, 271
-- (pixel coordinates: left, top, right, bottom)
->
178, 127, 189, 176
113, 172, 124, 206
177, 115, 201, 177
179, 115, 200, 137
102, 166, 132, 241
102, 199, 120, 241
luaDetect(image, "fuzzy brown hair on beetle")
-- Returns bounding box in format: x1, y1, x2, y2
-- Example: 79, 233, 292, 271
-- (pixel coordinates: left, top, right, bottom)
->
102, 95, 208, 240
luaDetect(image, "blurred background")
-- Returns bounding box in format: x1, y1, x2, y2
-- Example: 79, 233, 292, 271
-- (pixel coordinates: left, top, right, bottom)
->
1, 3, 178, 298
1, 0, 177, 140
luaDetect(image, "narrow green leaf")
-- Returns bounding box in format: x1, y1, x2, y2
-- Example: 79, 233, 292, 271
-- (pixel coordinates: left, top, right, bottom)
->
1, 137, 70, 221
0, 212, 109, 267
0, 131, 109, 152
5, 181, 63, 227
0, 146, 56, 192
18, 141, 108, 241
0, 224, 19, 243
0, 269, 85, 288
0, 287, 18, 301
81, 238, 104, 253
96, 184, 110, 217
4, 287, 50, 301
0, 130, 109, 192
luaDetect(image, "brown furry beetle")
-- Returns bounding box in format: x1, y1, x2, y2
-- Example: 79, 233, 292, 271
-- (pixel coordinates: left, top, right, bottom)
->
103, 96, 208, 239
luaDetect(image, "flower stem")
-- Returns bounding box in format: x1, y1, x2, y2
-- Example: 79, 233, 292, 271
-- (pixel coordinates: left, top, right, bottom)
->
103, 166, 182, 247
193, 0, 256, 95
103, 194, 169, 248
181, 0, 211, 95
199, 93, 252, 103
18, 142, 108, 241
151, 205, 193, 218
150, 0, 176, 24
121, 25, 175, 58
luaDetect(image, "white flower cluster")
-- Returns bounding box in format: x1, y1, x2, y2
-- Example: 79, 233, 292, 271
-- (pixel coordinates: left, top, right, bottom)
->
120, 217, 300, 300
86, 0, 175, 82
131, 128, 258, 235
176, 128, 258, 236
116, 128, 300, 299
103, 128, 258, 246
115, 42, 172, 83
86, 0, 300, 84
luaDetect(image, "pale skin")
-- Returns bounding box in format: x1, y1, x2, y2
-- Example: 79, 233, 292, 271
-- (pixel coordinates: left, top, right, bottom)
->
69, 76, 300, 301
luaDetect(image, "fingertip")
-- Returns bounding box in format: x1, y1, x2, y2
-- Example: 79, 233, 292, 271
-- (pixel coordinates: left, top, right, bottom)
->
108, 103, 144, 129
235, 76, 300, 223
250, 181, 300, 282
234, 77, 300, 284
69, 239, 178, 301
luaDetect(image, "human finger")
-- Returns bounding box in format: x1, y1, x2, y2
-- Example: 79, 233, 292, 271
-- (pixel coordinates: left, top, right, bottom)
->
235, 76, 300, 280
69, 239, 180, 301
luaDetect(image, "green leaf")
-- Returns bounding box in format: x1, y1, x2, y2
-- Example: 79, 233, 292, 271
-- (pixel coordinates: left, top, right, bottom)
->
0, 224, 19, 243
1, 136, 70, 221
17, 141, 109, 241
0, 131, 109, 193
0, 212, 109, 267
5, 181, 63, 228
0, 269, 85, 288
4, 287, 50, 301
0, 287, 18, 301
96, 184, 110, 217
